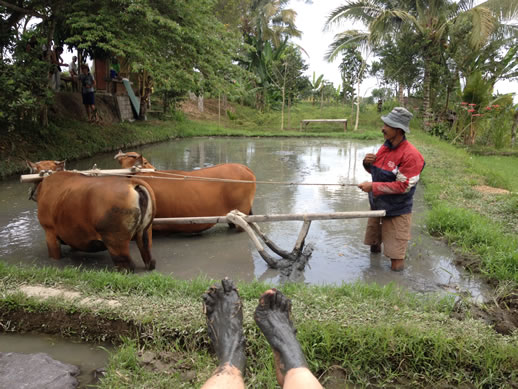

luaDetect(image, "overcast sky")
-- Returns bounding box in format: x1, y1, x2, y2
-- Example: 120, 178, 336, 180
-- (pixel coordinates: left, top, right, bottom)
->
288, 0, 517, 100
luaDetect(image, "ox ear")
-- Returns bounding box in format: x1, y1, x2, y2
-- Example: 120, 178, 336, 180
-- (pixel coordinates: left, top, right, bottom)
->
55, 160, 66, 171
26, 160, 38, 173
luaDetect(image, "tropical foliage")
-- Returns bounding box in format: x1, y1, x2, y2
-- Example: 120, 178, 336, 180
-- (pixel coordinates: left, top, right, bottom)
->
0, 0, 315, 132
1, 0, 517, 146
325, 0, 518, 145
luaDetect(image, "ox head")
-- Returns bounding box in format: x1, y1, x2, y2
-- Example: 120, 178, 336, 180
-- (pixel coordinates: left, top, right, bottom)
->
26, 160, 66, 201
26, 160, 66, 173
114, 150, 155, 169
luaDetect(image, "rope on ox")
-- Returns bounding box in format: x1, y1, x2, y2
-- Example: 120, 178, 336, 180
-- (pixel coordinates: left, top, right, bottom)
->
93, 169, 361, 187
20, 166, 360, 187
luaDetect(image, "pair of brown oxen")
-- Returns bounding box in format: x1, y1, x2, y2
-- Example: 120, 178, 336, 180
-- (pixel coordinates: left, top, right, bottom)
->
27, 152, 256, 271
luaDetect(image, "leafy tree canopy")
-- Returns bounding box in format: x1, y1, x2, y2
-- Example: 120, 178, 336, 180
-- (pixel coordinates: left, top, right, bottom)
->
1, 0, 244, 94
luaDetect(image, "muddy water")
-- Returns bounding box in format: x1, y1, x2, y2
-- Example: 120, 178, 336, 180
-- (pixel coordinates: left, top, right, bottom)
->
0, 333, 109, 387
1, 137, 490, 300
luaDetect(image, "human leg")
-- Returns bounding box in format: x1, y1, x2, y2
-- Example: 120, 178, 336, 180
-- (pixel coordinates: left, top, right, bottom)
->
91, 93, 99, 122
364, 216, 382, 253
254, 289, 323, 389
201, 278, 246, 389
90, 105, 99, 122
381, 214, 412, 271
82, 92, 91, 121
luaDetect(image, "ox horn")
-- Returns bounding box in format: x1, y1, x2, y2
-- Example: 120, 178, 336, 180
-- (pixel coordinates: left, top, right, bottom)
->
114, 150, 126, 160
55, 160, 66, 171
26, 160, 37, 173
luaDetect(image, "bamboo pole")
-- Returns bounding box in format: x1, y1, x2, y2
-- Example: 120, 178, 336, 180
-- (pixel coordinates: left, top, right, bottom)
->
153, 210, 386, 225
20, 168, 156, 183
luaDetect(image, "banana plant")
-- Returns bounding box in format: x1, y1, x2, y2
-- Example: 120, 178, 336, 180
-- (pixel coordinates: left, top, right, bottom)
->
309, 71, 324, 105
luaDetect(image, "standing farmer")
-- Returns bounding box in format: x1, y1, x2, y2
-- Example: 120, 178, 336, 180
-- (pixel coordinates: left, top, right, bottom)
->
358, 107, 425, 271
79, 64, 98, 123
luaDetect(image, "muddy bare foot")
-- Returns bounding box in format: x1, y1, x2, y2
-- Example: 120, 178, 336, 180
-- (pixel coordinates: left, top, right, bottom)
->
202, 278, 246, 374
254, 289, 307, 385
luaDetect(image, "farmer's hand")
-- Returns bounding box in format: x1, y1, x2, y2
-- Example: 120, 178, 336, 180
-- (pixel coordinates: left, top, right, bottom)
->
363, 153, 377, 165
358, 182, 373, 193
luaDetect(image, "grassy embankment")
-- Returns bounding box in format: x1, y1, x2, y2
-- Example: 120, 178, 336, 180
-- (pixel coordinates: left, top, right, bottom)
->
1, 264, 517, 388
1, 102, 517, 387
411, 132, 518, 286
0, 102, 377, 178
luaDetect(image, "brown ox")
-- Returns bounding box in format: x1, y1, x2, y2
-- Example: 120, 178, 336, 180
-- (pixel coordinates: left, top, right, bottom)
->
113, 151, 256, 233
27, 160, 156, 271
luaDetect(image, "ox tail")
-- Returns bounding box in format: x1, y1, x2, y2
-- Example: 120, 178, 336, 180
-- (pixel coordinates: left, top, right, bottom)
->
134, 184, 155, 270
135, 185, 154, 231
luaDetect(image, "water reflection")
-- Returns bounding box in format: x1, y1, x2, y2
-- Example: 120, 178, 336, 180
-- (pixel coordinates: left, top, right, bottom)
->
0, 137, 490, 300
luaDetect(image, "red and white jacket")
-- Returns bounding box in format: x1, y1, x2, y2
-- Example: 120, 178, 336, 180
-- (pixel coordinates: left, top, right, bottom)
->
363, 138, 425, 216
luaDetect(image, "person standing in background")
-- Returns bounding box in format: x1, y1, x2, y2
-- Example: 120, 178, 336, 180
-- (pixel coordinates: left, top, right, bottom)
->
79, 64, 98, 123
50, 46, 68, 91
69, 56, 79, 92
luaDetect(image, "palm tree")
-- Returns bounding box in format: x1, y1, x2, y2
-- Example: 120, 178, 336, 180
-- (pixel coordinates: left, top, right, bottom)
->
325, 31, 369, 130
309, 71, 324, 106
325, 0, 509, 130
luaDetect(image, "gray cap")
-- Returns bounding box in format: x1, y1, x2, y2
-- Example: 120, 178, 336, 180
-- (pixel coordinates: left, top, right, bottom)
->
381, 107, 413, 133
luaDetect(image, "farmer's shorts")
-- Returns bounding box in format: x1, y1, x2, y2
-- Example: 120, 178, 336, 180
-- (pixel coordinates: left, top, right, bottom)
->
364, 213, 412, 259
82, 92, 95, 105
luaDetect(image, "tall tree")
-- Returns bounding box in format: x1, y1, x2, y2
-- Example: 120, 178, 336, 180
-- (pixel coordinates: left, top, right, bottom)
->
324, 31, 368, 130
371, 35, 422, 104
325, 0, 511, 130
338, 44, 363, 110
270, 44, 308, 129
0, 0, 243, 130
240, 0, 301, 110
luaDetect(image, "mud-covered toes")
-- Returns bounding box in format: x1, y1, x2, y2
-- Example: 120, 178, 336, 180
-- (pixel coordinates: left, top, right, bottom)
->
277, 291, 291, 313
202, 292, 216, 314
201, 278, 246, 374
257, 289, 291, 316
221, 277, 236, 293
254, 289, 307, 373
258, 288, 277, 308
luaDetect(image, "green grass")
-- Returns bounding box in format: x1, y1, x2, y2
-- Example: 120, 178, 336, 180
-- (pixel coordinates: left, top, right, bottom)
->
217, 100, 414, 133
407, 130, 518, 283
1, 262, 517, 388
427, 205, 518, 282
471, 155, 518, 192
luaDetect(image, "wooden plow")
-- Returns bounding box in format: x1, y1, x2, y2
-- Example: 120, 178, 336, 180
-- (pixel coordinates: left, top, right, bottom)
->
154, 209, 386, 282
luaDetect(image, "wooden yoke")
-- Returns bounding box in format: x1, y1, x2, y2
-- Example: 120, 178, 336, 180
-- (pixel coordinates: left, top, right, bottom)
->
20, 167, 156, 183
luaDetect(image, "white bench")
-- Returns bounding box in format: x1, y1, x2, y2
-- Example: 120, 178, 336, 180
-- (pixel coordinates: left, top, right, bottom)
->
300, 119, 348, 132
